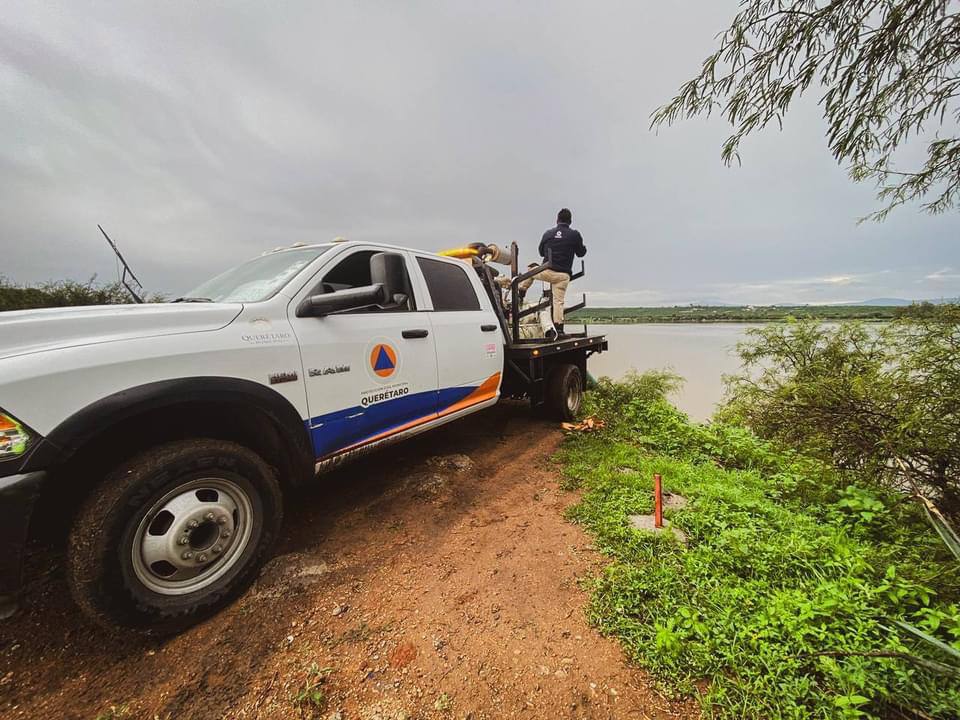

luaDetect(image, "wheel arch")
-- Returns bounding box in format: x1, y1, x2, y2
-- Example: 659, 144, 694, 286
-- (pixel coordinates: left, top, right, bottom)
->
24, 377, 314, 543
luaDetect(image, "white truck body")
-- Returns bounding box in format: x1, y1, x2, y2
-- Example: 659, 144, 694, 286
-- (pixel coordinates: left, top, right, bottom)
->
0, 242, 503, 457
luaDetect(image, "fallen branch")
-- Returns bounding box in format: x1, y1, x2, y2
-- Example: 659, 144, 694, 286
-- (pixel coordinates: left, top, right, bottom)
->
561, 416, 606, 433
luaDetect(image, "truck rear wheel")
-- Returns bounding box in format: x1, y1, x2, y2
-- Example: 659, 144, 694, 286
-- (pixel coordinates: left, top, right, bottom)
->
67, 439, 283, 634
546, 364, 583, 422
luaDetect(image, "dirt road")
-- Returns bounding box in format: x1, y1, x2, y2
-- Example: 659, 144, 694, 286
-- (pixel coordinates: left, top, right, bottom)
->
0, 404, 694, 720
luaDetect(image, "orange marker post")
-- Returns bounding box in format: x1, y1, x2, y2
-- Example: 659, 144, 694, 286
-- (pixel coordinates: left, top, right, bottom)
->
654, 473, 663, 528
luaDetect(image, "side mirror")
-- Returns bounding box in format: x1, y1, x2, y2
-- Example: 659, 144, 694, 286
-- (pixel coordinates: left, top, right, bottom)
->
296, 252, 409, 318
370, 252, 408, 308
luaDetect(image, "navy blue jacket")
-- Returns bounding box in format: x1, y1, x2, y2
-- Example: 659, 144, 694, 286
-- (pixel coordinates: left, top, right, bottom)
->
538, 223, 586, 275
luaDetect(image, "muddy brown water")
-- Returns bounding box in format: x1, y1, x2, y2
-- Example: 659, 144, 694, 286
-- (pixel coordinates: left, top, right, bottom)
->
584, 323, 756, 421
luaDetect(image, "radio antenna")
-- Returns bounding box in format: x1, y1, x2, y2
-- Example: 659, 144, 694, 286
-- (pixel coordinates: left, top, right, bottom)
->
98, 224, 144, 303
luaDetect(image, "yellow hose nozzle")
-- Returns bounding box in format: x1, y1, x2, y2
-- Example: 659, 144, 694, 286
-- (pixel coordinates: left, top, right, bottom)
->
437, 244, 513, 265
437, 247, 481, 259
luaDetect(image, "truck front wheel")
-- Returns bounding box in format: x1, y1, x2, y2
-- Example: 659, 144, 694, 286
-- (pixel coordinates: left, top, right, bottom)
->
546, 364, 583, 422
67, 439, 283, 634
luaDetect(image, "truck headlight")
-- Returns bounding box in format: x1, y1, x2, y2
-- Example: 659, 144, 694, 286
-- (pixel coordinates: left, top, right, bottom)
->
0, 412, 31, 459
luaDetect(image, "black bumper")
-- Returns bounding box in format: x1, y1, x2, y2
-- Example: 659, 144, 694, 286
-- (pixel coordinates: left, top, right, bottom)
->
0, 470, 45, 601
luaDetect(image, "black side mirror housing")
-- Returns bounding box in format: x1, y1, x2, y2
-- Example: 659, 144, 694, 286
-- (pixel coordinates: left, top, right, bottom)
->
296, 252, 408, 318
370, 252, 408, 307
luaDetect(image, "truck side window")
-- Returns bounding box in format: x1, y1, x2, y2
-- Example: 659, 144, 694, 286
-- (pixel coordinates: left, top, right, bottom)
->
417, 257, 481, 312
319, 250, 416, 311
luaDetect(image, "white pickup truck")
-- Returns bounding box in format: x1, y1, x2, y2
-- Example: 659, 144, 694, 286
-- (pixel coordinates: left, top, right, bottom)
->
0, 240, 606, 633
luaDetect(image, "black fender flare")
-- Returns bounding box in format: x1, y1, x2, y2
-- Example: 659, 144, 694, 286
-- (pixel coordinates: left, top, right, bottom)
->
22, 377, 315, 484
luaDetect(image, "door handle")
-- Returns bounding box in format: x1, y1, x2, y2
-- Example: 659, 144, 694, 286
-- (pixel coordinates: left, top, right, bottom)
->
402, 329, 429, 339
481, 324, 498, 332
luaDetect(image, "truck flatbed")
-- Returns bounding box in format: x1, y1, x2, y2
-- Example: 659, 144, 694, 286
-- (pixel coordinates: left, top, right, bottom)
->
505, 333, 608, 359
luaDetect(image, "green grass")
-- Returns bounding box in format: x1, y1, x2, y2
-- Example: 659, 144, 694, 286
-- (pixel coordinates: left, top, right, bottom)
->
558, 375, 960, 718
568, 305, 901, 324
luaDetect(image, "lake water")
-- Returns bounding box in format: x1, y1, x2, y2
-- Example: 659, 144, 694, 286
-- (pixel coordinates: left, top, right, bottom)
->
584, 324, 760, 421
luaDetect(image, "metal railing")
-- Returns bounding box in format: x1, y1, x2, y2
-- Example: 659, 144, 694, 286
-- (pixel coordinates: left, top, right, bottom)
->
507, 244, 587, 344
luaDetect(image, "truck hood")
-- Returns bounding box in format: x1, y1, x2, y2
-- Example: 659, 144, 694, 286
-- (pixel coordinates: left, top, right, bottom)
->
0, 303, 244, 360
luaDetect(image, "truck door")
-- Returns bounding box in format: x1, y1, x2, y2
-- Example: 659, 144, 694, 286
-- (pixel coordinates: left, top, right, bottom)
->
289, 247, 439, 459
412, 254, 503, 416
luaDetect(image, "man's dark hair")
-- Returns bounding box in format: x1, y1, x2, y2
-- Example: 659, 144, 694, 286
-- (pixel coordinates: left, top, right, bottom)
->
557, 208, 572, 224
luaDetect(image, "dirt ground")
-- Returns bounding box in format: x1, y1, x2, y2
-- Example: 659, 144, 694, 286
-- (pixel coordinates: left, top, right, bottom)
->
0, 403, 696, 720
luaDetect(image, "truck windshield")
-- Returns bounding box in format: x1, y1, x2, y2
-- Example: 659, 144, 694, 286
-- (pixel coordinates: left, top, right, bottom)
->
183, 246, 332, 303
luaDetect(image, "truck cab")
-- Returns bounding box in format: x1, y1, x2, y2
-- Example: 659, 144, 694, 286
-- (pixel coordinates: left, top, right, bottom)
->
289, 243, 505, 462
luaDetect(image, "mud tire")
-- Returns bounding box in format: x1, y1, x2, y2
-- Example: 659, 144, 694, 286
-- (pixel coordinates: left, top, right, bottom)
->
67, 439, 283, 635
546, 364, 583, 422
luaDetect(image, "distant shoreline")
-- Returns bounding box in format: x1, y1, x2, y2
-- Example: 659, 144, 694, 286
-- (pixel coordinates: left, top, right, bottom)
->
567, 305, 905, 324
574, 318, 895, 324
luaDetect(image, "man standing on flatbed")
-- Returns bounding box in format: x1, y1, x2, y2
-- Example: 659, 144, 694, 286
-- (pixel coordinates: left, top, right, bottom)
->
520, 207, 587, 340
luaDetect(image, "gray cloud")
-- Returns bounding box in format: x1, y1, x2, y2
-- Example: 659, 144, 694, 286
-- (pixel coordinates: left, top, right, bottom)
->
1, 1, 958, 305
925, 267, 960, 283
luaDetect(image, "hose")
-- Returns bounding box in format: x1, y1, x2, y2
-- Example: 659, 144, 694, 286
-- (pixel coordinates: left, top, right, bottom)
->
440, 244, 514, 266
484, 243, 514, 266
437, 247, 481, 259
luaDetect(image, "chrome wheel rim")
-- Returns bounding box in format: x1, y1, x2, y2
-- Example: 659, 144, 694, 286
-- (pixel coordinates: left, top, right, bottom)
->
131, 477, 253, 596
567, 379, 582, 415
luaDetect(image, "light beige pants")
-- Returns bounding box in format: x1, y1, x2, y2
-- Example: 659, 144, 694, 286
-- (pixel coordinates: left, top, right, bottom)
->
519, 269, 569, 325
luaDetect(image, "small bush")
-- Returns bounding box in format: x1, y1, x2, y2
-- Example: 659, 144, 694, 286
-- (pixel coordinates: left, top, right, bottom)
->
559, 372, 960, 718
723, 309, 960, 522
291, 663, 332, 717
0, 275, 165, 311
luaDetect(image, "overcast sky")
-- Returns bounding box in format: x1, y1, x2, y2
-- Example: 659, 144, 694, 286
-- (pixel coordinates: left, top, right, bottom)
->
1, 1, 957, 306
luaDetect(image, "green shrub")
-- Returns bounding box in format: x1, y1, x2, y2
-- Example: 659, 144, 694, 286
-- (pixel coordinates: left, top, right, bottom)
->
0, 275, 165, 311
723, 309, 960, 522
560, 373, 960, 718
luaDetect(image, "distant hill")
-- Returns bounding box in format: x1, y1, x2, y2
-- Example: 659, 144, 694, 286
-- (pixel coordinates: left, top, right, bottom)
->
677, 299, 951, 308
695, 298, 957, 308
845, 298, 912, 306
841, 297, 959, 306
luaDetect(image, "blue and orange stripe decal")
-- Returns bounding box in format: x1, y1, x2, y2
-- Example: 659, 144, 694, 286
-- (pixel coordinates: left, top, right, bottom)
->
308, 373, 501, 460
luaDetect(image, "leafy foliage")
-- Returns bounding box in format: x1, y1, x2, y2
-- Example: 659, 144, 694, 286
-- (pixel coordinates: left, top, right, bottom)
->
590, 369, 685, 409
723, 307, 960, 521
291, 663, 332, 717
0, 275, 164, 311
560, 375, 960, 717
652, 1, 960, 219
